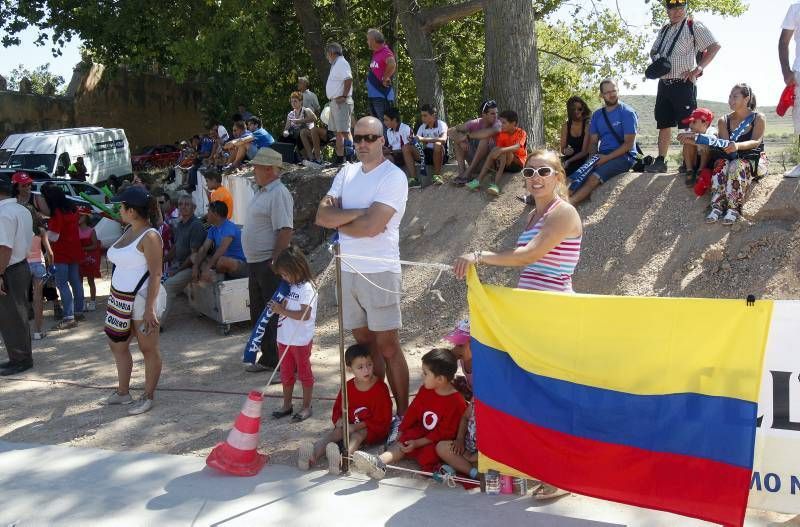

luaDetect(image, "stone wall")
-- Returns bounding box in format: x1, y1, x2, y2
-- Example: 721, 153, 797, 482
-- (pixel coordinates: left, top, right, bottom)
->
0, 63, 205, 152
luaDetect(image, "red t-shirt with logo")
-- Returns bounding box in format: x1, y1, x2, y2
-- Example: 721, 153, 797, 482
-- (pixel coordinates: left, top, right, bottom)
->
332, 377, 393, 445
495, 127, 528, 167
398, 386, 467, 470
48, 210, 83, 264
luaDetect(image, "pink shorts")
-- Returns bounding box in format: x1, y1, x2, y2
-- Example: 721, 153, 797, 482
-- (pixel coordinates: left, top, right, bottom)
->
278, 341, 314, 387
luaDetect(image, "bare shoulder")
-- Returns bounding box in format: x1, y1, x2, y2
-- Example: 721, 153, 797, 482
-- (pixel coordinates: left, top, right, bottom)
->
547, 200, 582, 235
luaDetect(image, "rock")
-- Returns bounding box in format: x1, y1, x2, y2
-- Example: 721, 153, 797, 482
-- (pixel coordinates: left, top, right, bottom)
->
703, 247, 725, 262
736, 252, 747, 260
721, 261, 731, 272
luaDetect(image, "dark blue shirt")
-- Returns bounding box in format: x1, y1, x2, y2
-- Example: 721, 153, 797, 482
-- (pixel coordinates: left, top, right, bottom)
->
207, 219, 245, 261
589, 102, 638, 159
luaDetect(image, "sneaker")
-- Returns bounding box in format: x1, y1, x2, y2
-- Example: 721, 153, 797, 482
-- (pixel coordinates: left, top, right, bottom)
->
74, 313, 86, 322
85, 301, 96, 312
486, 183, 501, 196
52, 319, 77, 331
32, 332, 46, 340
407, 178, 421, 189
245, 363, 272, 373
104, 390, 133, 405
645, 159, 668, 173
352, 450, 386, 480
297, 440, 315, 471
452, 174, 470, 186
706, 208, 722, 224
385, 414, 402, 447
128, 395, 154, 415
325, 442, 342, 475
465, 179, 481, 191
785, 164, 800, 178
431, 174, 444, 185
722, 209, 740, 225
432, 464, 456, 484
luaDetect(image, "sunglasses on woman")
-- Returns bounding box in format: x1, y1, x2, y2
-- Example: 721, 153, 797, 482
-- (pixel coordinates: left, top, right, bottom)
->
522, 166, 554, 178
353, 134, 382, 144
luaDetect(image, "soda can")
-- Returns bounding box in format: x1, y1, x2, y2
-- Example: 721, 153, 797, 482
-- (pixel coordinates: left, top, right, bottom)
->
512, 477, 528, 495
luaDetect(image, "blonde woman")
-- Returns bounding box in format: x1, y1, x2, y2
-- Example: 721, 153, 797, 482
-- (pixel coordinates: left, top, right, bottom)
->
454, 149, 583, 293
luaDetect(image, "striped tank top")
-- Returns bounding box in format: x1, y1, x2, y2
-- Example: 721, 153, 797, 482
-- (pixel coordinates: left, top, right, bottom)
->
516, 198, 582, 293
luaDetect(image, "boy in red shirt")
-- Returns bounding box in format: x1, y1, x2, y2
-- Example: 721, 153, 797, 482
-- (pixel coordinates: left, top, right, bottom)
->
352, 348, 467, 479
297, 344, 392, 474
467, 110, 527, 196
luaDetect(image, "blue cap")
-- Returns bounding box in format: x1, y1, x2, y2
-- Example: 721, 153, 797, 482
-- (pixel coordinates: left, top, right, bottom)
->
111, 185, 151, 207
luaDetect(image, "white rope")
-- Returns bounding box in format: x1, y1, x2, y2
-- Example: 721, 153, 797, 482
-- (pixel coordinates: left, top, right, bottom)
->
336, 253, 452, 271
339, 257, 403, 295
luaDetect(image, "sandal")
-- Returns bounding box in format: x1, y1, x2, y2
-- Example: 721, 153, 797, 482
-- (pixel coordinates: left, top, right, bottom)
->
530, 482, 570, 500
271, 406, 293, 419
705, 208, 722, 224
292, 408, 313, 422
722, 209, 739, 226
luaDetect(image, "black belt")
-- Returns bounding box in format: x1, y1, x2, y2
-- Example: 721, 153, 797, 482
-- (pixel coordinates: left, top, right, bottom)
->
660, 78, 689, 85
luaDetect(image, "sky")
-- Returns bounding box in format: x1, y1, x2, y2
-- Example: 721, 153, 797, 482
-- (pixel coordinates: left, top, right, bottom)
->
0, 1, 791, 103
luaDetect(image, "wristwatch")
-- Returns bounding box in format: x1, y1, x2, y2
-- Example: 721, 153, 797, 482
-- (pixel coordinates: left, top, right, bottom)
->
695, 65, 704, 73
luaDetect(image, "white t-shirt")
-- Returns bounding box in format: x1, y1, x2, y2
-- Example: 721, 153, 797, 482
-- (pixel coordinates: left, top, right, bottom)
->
783, 3, 800, 71
417, 120, 448, 150
0, 198, 33, 266
277, 281, 317, 346
326, 56, 354, 99
386, 123, 413, 151
327, 160, 408, 274
216, 125, 229, 143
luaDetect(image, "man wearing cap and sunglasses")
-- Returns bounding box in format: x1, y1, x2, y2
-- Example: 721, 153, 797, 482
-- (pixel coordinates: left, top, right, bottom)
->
316, 116, 409, 441
645, 0, 720, 174
242, 148, 294, 373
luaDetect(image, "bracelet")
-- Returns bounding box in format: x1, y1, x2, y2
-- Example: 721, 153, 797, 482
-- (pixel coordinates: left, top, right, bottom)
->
473, 250, 482, 265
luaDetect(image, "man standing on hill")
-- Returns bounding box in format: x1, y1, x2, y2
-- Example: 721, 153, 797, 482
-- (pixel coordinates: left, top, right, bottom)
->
316, 116, 409, 443
325, 42, 355, 164
780, 1, 800, 178
366, 29, 397, 124
645, 0, 720, 174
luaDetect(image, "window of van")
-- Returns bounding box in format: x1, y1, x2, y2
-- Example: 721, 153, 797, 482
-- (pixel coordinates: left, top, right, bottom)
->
8, 154, 56, 172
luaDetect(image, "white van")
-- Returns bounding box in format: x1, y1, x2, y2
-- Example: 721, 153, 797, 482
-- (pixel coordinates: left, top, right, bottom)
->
0, 128, 104, 168
5, 128, 132, 184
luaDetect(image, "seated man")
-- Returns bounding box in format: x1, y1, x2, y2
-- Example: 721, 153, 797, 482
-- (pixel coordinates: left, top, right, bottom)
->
224, 117, 275, 171
382, 107, 420, 186
416, 104, 448, 184
209, 124, 231, 167
569, 79, 638, 206
192, 201, 247, 283
161, 194, 207, 329
203, 169, 234, 219
222, 121, 253, 171
467, 110, 527, 196
448, 100, 501, 185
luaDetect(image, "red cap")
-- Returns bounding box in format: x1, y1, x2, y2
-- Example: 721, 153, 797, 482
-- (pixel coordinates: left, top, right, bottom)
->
11, 171, 33, 185
777, 83, 796, 117
681, 108, 714, 125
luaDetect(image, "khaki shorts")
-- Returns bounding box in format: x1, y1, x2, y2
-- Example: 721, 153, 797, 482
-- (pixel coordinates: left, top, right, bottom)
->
133, 284, 167, 320
341, 271, 402, 332
329, 98, 354, 133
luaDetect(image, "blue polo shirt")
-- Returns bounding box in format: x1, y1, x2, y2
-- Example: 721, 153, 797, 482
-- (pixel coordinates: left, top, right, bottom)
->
207, 219, 245, 261
251, 128, 275, 148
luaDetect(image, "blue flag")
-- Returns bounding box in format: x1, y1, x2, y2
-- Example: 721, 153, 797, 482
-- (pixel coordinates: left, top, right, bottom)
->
568, 154, 600, 192
242, 280, 290, 363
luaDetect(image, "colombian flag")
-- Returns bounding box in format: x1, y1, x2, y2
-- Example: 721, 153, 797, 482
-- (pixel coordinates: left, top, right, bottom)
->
467, 268, 772, 526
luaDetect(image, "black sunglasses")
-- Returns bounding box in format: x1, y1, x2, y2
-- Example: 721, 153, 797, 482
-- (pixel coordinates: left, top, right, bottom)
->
353, 134, 382, 144
481, 100, 498, 113
522, 166, 555, 179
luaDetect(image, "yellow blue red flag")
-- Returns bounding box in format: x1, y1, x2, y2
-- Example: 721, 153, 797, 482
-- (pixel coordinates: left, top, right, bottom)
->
467, 268, 772, 526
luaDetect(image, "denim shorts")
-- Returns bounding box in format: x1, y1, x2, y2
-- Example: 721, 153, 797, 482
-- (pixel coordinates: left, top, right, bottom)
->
593, 155, 635, 183
28, 262, 47, 281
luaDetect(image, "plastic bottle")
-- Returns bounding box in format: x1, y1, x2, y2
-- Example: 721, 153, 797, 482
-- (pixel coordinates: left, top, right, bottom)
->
485, 470, 501, 495
499, 474, 514, 494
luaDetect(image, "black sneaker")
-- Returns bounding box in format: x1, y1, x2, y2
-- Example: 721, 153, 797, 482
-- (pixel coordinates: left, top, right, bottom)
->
645, 159, 668, 173
0, 362, 33, 376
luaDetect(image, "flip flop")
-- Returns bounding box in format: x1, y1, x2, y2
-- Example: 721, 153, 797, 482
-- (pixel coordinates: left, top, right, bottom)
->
271, 407, 293, 419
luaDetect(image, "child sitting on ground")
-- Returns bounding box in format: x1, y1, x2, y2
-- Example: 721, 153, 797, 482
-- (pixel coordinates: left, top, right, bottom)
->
352, 348, 467, 480
269, 246, 318, 422
676, 107, 717, 186
296, 344, 392, 474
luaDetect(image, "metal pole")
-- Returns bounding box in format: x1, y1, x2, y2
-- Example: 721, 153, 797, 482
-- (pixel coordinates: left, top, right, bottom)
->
334, 242, 350, 473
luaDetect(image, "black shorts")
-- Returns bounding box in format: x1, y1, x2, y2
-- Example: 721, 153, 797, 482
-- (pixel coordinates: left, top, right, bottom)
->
507, 158, 524, 173
423, 144, 449, 165
655, 79, 697, 129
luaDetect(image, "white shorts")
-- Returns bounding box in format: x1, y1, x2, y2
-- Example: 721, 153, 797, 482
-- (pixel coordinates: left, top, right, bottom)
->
794, 71, 800, 134
133, 284, 167, 320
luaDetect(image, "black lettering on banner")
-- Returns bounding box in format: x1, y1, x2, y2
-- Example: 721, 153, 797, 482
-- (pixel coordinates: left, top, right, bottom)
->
765, 473, 782, 493
793, 475, 800, 495
756, 371, 800, 431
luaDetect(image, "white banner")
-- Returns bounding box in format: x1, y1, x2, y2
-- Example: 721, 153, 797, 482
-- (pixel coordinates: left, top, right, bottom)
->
750, 300, 800, 513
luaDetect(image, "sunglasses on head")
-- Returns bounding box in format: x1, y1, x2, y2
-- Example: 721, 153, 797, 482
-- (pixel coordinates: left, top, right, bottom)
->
353, 134, 382, 144
481, 100, 498, 113
522, 166, 555, 179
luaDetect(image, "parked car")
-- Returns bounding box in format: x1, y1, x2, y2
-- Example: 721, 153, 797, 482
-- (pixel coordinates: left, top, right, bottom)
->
5, 128, 132, 184
131, 144, 181, 170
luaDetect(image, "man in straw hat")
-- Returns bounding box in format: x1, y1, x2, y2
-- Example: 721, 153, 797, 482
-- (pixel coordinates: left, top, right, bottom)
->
242, 148, 294, 373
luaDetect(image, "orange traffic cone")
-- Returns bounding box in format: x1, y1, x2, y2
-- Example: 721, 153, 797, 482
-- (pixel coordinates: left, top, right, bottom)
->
206, 390, 268, 476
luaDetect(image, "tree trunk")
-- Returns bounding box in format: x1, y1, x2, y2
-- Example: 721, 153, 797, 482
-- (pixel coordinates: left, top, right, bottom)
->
393, 0, 446, 119
483, 0, 545, 147
292, 0, 330, 83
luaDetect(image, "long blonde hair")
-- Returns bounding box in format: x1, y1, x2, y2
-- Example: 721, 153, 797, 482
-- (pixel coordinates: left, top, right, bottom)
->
526, 149, 568, 199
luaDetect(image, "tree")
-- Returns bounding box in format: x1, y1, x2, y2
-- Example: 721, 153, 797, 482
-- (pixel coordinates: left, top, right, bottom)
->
6, 63, 66, 95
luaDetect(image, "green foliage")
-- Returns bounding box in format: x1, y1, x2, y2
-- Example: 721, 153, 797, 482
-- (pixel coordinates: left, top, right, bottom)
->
0, 0, 747, 140
7, 63, 66, 95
